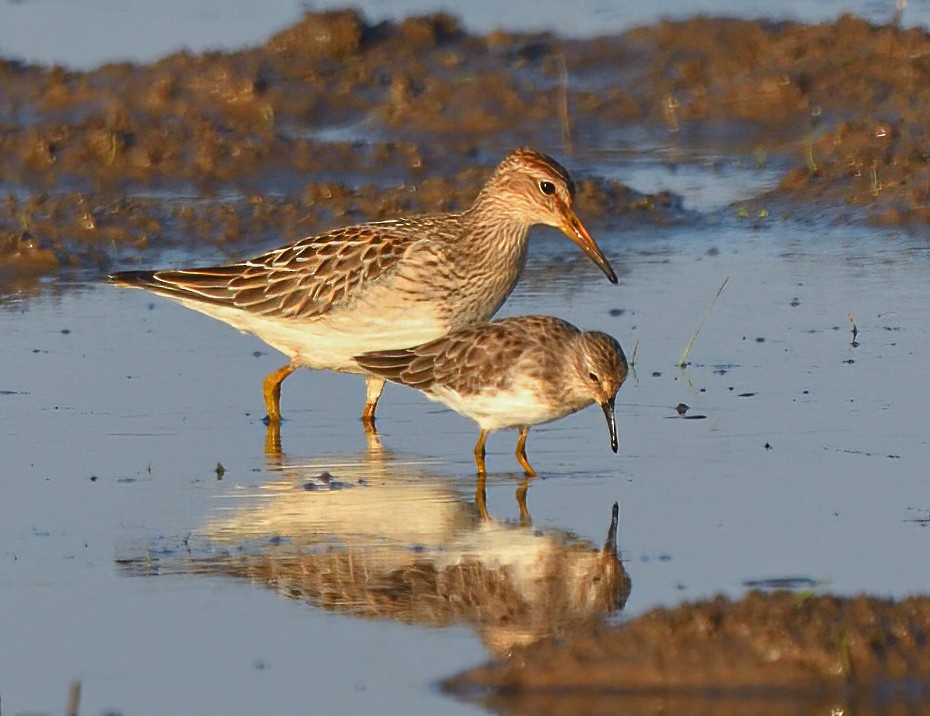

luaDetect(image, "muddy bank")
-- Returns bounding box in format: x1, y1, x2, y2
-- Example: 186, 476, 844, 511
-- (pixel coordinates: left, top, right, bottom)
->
443, 590, 930, 714
3, 10, 930, 291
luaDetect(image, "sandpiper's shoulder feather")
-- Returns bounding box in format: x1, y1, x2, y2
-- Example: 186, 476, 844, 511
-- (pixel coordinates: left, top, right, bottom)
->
356, 315, 579, 394
109, 216, 460, 320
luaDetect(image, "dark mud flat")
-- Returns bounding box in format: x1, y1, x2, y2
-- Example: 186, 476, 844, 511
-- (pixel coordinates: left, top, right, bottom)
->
5, 10, 930, 294
0, 8, 683, 293
445, 591, 930, 715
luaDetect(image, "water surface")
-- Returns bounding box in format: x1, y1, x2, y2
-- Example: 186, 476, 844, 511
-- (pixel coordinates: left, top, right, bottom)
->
3, 212, 928, 713
0, 0, 924, 68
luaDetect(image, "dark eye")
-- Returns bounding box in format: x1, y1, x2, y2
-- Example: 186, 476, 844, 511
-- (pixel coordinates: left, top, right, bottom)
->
538, 180, 556, 196
588, 372, 599, 382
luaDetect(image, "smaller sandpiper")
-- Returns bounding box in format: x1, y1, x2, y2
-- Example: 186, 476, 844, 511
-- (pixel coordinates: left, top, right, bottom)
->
355, 315, 628, 475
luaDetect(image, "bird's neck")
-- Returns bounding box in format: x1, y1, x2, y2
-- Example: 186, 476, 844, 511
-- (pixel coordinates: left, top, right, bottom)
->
461, 191, 531, 256
435, 195, 531, 322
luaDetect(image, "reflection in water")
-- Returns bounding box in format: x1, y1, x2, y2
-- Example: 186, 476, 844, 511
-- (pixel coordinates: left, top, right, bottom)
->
0, 272, 93, 310
121, 437, 631, 657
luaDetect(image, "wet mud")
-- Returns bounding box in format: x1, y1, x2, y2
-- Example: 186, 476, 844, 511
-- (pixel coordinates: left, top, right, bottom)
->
5, 10, 930, 293
444, 590, 930, 714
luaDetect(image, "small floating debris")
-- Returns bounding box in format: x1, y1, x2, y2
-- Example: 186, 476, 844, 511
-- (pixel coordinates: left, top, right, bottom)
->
667, 403, 707, 420
848, 312, 859, 347
741, 576, 824, 590
302, 471, 354, 490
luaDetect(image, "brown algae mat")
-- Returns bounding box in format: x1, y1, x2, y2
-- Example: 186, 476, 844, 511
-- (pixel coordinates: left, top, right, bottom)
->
6, 10, 930, 290
443, 590, 930, 714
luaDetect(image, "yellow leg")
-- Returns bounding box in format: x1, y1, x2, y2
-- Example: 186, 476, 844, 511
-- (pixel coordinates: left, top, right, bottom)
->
515, 475, 533, 525
362, 376, 385, 430
262, 363, 296, 422
474, 429, 490, 475
515, 426, 536, 477
475, 473, 490, 521
264, 420, 283, 463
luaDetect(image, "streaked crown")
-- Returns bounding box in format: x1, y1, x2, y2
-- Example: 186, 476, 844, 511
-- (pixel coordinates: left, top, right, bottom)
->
570, 331, 629, 403
472, 148, 578, 226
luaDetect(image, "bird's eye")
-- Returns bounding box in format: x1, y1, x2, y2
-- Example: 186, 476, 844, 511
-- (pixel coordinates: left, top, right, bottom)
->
588, 372, 599, 382
538, 180, 556, 196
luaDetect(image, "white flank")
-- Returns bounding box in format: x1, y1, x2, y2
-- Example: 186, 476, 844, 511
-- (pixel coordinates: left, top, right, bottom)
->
430, 373, 561, 430
172, 293, 447, 372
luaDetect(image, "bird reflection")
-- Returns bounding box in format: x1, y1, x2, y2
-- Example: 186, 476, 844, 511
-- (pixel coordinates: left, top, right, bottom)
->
121, 438, 631, 657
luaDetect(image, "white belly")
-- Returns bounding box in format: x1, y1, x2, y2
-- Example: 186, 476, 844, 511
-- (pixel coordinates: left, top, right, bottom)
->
174, 296, 448, 372
429, 376, 565, 431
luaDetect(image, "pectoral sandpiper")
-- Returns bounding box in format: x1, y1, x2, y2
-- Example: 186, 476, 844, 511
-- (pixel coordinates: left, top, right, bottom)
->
110, 149, 617, 428
355, 315, 628, 475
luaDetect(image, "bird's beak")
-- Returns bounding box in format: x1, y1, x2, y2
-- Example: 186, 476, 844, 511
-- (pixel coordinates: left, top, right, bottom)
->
559, 207, 618, 284
601, 396, 618, 453
603, 501, 619, 558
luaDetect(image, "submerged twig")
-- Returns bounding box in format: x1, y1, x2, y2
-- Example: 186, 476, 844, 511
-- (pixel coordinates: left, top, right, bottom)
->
804, 135, 818, 173
67, 680, 81, 716
676, 276, 730, 367
892, 0, 907, 28
848, 313, 859, 347
556, 50, 573, 153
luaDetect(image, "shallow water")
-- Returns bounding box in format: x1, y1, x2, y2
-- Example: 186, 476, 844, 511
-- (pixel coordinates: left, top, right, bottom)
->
0, 0, 927, 68
3, 200, 929, 712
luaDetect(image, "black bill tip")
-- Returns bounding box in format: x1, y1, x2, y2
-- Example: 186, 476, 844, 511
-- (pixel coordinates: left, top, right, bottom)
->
604, 501, 620, 556
601, 397, 618, 453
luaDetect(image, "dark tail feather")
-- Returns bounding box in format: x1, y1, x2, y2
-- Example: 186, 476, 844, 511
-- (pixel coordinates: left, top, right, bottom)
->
108, 270, 158, 288
107, 267, 241, 304
355, 349, 417, 384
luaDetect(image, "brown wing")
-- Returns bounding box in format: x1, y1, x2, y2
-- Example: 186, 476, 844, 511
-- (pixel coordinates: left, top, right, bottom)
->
356, 316, 578, 395
109, 220, 432, 320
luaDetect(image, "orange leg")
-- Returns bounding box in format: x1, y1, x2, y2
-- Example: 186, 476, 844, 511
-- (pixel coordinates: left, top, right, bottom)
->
515, 475, 533, 525
262, 363, 296, 423
474, 429, 490, 475
475, 473, 490, 521
361, 376, 385, 431
515, 426, 536, 477
264, 420, 283, 462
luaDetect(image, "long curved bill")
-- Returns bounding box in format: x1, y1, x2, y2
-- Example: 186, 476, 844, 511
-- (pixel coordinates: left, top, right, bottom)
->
601, 396, 618, 453
559, 207, 618, 284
